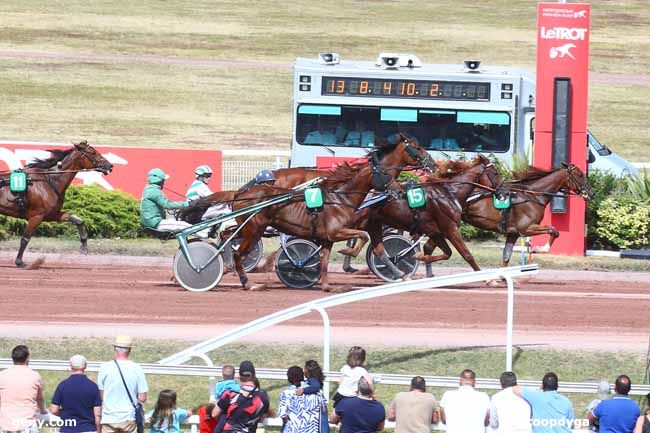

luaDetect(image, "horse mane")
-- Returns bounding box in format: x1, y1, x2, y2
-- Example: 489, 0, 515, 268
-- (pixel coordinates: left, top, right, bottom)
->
425, 155, 491, 180
25, 148, 74, 169
511, 165, 557, 181
320, 162, 361, 189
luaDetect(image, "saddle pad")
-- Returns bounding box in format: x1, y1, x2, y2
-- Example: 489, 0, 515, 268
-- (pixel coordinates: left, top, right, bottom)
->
356, 193, 388, 212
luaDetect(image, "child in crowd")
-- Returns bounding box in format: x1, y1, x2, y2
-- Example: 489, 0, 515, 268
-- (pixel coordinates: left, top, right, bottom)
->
196, 404, 217, 433
333, 346, 367, 406
210, 364, 240, 403
148, 390, 192, 433
295, 360, 325, 396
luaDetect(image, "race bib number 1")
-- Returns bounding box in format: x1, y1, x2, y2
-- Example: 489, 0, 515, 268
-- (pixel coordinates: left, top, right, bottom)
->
9, 171, 27, 193
406, 187, 426, 208
304, 187, 324, 209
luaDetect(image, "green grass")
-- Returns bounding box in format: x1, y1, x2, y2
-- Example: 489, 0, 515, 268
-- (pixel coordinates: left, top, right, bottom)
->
1, 338, 647, 419
0, 1, 649, 158
2, 236, 650, 272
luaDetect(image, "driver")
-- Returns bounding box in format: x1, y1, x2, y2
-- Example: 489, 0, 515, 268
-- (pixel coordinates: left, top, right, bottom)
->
140, 168, 191, 232
186, 165, 230, 221
254, 169, 276, 185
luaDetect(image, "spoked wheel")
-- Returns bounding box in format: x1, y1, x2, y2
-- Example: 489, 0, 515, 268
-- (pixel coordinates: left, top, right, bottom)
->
275, 239, 321, 289
366, 234, 420, 282
225, 238, 264, 273
173, 241, 224, 292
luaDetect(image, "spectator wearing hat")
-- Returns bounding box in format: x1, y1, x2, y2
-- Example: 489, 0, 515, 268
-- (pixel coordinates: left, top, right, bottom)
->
211, 361, 271, 433
97, 336, 148, 433
489, 372, 531, 433
439, 369, 490, 433
331, 375, 385, 433
388, 376, 438, 433
585, 380, 611, 432
50, 355, 102, 433
588, 375, 640, 433
0, 345, 47, 433
513, 372, 574, 433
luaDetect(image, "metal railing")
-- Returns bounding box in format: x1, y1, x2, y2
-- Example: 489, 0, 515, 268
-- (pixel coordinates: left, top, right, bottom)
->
1, 359, 648, 396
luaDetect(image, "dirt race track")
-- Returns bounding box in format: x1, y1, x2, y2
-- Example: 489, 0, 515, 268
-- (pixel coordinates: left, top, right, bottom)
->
1, 252, 649, 352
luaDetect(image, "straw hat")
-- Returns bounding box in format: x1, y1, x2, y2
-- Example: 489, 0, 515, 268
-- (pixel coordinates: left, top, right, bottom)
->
113, 335, 134, 348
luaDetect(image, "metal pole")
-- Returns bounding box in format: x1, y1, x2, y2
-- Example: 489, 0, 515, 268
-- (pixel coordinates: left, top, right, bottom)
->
314, 306, 331, 399
190, 353, 217, 402
504, 275, 515, 371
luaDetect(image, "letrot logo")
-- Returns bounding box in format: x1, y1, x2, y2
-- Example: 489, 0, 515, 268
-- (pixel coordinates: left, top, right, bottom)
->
574, 10, 587, 18
549, 43, 576, 60
540, 26, 588, 41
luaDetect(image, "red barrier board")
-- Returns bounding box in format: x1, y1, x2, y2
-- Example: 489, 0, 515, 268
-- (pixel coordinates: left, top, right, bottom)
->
315, 156, 367, 169
533, 3, 590, 255
0, 142, 223, 199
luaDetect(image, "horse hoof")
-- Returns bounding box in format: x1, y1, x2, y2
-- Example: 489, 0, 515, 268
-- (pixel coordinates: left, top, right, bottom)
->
249, 284, 267, 291
80, 247, 89, 255
531, 245, 550, 254
343, 266, 359, 274
486, 279, 502, 287
414, 252, 425, 261
321, 285, 330, 292
15, 260, 25, 268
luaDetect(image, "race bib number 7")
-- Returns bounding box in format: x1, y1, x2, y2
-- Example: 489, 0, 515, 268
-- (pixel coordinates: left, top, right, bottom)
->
304, 187, 324, 209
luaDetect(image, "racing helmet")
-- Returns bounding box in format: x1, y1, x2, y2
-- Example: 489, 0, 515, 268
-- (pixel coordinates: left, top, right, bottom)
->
255, 169, 276, 184
195, 165, 213, 178
147, 168, 169, 184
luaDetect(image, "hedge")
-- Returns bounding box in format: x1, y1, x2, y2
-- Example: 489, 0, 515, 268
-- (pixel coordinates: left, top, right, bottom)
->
0, 185, 143, 239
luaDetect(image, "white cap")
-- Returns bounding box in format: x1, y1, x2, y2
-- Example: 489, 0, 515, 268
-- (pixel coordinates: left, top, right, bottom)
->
69, 354, 87, 369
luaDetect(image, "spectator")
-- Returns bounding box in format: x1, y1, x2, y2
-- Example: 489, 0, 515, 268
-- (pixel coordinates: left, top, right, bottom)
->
196, 404, 216, 433
588, 375, 639, 433
334, 346, 368, 407
211, 361, 271, 433
586, 380, 611, 432
331, 375, 385, 433
439, 369, 490, 433
147, 390, 191, 433
278, 366, 304, 432
489, 371, 531, 433
388, 376, 438, 433
98, 336, 149, 433
210, 365, 240, 403
50, 355, 102, 433
296, 360, 325, 396
513, 372, 574, 433
0, 345, 47, 433
633, 393, 649, 433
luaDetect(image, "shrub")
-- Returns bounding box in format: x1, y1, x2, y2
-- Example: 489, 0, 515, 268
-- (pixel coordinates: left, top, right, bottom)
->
586, 171, 625, 249
625, 169, 650, 200
595, 196, 650, 249
397, 171, 421, 183
0, 185, 143, 238
460, 222, 498, 241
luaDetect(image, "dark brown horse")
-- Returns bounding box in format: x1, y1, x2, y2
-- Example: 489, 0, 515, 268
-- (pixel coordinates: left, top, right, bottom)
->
459, 162, 593, 266
362, 156, 502, 277
228, 136, 434, 291
0, 141, 113, 267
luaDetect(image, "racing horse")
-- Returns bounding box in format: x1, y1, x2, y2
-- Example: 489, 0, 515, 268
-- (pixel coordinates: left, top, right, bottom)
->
457, 162, 593, 267
0, 141, 113, 267
228, 136, 434, 291
362, 155, 502, 277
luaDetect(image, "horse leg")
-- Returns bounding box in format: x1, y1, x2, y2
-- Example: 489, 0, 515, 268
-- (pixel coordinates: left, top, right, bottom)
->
414, 234, 452, 264
524, 224, 559, 253
416, 238, 437, 277
233, 226, 265, 290
60, 213, 88, 255
445, 227, 481, 271
15, 215, 44, 268
342, 240, 358, 273
318, 241, 333, 292
501, 233, 520, 267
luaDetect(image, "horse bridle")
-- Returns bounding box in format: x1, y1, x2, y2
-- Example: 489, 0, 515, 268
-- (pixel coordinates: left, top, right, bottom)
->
565, 164, 588, 197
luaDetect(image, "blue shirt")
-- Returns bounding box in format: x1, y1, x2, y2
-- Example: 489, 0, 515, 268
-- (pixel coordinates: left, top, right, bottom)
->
97, 360, 149, 424
593, 396, 640, 433
521, 388, 574, 433
51, 374, 102, 433
335, 396, 385, 433
215, 379, 240, 399
147, 408, 190, 433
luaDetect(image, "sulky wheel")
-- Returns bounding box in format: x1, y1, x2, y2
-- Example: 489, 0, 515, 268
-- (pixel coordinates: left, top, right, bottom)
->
366, 234, 420, 282
173, 241, 224, 292
275, 239, 321, 289
226, 238, 264, 273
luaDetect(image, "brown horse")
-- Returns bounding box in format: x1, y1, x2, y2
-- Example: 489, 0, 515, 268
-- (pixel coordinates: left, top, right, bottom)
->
228, 136, 434, 291
460, 162, 593, 266
363, 156, 502, 277
0, 141, 113, 267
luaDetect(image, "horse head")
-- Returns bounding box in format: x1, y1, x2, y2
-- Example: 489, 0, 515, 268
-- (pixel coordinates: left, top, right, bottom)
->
369, 133, 435, 190
561, 162, 593, 200
473, 155, 503, 189
71, 140, 113, 175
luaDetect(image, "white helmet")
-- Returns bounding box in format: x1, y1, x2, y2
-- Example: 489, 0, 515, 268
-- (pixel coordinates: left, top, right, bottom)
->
195, 165, 213, 177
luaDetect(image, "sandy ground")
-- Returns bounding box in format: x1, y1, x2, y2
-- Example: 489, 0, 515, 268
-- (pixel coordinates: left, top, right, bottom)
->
1, 252, 648, 353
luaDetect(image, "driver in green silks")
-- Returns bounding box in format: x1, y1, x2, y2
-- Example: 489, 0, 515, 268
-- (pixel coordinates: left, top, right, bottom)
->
140, 168, 191, 232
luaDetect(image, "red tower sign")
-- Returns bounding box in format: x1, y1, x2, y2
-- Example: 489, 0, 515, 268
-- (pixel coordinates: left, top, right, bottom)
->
533, 3, 590, 255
